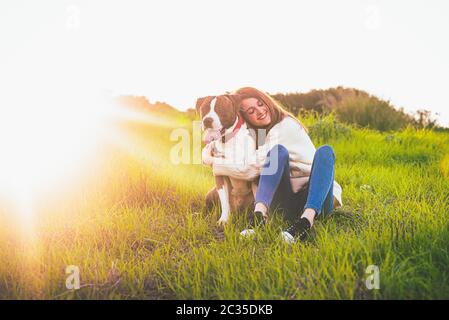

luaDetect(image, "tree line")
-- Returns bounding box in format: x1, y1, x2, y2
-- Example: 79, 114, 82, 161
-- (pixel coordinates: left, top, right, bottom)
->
270, 87, 441, 131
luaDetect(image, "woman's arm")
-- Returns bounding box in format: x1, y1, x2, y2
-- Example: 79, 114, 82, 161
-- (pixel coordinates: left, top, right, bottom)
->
201, 142, 260, 180
210, 125, 283, 180
212, 159, 261, 180
208, 117, 311, 181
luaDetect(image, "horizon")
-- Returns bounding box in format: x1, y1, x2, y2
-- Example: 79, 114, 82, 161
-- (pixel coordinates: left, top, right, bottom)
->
115, 85, 449, 128
1, 0, 449, 126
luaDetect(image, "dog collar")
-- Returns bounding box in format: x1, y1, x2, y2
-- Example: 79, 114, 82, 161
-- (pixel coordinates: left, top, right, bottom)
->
222, 112, 244, 143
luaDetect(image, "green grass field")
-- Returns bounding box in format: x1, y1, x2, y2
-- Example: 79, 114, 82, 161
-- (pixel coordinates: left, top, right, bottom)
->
1, 111, 449, 299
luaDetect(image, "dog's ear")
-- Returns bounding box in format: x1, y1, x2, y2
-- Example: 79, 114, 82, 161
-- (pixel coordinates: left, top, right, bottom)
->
195, 96, 214, 115
224, 94, 243, 112
195, 97, 206, 114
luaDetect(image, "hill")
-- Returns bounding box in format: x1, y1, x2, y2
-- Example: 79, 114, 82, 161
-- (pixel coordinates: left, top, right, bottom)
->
271, 87, 370, 114
271, 87, 439, 131
116, 95, 183, 118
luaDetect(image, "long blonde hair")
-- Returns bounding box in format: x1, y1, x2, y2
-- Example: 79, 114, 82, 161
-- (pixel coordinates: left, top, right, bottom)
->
233, 87, 307, 133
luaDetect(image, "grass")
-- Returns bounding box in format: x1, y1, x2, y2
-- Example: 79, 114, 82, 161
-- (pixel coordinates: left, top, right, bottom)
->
0, 110, 449, 299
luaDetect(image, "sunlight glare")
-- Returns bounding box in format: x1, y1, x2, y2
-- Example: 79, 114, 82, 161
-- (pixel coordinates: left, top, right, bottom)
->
0, 87, 114, 228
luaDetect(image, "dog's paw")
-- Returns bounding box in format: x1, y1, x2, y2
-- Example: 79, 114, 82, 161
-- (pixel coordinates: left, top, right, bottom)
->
217, 216, 229, 226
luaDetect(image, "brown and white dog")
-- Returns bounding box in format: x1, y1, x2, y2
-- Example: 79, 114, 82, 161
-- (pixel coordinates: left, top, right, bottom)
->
196, 95, 257, 225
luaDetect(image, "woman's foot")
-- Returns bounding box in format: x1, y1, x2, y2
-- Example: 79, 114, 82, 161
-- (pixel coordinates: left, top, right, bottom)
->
240, 211, 268, 237
281, 217, 312, 244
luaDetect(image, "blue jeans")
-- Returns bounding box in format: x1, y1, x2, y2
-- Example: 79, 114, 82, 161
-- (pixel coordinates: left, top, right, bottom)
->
254, 144, 335, 221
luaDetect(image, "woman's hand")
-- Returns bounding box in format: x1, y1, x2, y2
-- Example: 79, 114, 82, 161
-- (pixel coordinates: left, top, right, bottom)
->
202, 143, 214, 166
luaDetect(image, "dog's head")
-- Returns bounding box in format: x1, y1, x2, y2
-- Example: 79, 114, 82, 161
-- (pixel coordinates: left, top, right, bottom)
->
195, 94, 242, 143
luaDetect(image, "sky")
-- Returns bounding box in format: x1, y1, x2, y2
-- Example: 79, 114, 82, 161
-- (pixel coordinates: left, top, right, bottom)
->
1, 0, 449, 126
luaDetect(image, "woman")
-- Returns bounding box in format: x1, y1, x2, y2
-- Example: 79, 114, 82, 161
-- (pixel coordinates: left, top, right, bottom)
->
202, 87, 343, 244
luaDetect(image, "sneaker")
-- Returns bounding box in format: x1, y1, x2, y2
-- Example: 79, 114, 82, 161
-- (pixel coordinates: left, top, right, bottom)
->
240, 211, 267, 237
281, 217, 312, 244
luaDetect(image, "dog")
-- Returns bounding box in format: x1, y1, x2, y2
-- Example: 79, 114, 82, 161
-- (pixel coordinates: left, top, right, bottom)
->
196, 95, 257, 225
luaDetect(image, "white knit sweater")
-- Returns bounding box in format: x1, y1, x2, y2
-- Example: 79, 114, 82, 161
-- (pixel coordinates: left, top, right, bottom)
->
212, 116, 343, 207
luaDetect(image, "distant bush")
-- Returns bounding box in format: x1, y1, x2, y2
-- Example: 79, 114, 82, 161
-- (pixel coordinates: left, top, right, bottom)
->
413, 109, 438, 129
271, 86, 368, 115
302, 112, 353, 144
334, 96, 414, 131
271, 87, 446, 132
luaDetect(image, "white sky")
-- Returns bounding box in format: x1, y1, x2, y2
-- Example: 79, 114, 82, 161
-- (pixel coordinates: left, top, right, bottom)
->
1, 0, 449, 126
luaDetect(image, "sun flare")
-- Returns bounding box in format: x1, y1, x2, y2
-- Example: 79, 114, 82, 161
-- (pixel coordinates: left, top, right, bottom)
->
0, 89, 119, 227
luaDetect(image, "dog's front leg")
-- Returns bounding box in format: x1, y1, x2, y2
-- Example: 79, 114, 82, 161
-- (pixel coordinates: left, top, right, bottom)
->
215, 176, 231, 226
251, 181, 258, 200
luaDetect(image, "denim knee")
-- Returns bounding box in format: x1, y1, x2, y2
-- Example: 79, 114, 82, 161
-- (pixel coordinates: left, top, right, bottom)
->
262, 144, 289, 174
267, 144, 289, 163
316, 145, 335, 161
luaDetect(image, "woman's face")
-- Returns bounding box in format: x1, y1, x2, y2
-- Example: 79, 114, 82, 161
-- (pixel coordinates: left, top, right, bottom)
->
240, 98, 272, 128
